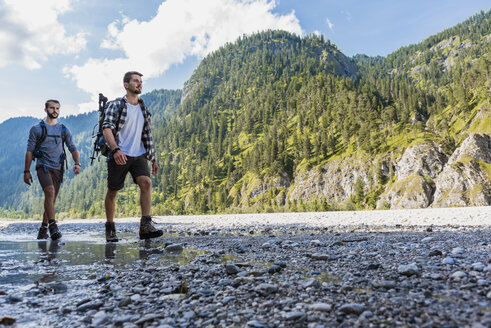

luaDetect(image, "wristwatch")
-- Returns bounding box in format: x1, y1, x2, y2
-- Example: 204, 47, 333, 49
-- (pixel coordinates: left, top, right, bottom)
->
112, 147, 121, 155
75, 163, 81, 167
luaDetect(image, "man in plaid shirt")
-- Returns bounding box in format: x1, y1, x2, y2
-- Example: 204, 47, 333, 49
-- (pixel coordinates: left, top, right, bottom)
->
102, 71, 163, 242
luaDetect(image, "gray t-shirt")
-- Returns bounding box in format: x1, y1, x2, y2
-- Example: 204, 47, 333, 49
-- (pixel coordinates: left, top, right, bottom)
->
27, 122, 77, 170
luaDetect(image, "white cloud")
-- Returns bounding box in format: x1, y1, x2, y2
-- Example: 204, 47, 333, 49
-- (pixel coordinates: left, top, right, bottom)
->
0, 0, 86, 70
326, 17, 334, 32
64, 0, 303, 109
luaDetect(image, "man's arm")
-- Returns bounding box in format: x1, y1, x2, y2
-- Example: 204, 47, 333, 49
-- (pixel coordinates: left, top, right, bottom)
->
24, 151, 34, 186
71, 150, 81, 174
103, 128, 127, 165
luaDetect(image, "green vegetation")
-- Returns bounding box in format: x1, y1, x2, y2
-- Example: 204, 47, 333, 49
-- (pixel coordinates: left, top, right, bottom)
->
0, 11, 489, 218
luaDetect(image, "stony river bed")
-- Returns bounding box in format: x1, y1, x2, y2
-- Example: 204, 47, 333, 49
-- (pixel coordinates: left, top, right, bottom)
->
0, 218, 490, 327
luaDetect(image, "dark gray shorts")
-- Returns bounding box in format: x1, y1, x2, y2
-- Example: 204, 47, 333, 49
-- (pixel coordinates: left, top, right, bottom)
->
36, 166, 63, 193
107, 155, 150, 191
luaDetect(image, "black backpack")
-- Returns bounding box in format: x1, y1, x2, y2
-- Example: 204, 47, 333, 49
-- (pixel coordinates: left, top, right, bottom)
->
90, 93, 123, 164
33, 121, 68, 170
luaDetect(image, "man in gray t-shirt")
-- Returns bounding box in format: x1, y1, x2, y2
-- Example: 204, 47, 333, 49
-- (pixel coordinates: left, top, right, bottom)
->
23, 99, 81, 240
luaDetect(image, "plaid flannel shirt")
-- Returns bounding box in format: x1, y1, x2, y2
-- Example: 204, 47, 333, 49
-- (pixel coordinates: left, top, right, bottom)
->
102, 95, 156, 162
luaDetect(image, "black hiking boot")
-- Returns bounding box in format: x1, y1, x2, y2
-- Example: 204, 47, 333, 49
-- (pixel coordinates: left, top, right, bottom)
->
105, 221, 119, 242
37, 224, 49, 239
139, 216, 163, 240
48, 219, 62, 240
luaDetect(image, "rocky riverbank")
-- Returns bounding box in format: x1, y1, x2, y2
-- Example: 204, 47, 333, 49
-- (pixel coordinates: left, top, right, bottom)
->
0, 208, 490, 327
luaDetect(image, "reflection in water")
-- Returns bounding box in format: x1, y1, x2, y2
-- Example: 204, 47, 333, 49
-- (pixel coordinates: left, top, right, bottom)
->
105, 242, 117, 262
0, 237, 207, 287
139, 240, 164, 261
37, 240, 63, 283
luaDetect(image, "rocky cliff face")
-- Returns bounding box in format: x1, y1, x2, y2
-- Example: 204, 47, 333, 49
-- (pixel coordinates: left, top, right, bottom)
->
282, 133, 490, 209
288, 155, 375, 204
376, 142, 448, 209
432, 133, 490, 207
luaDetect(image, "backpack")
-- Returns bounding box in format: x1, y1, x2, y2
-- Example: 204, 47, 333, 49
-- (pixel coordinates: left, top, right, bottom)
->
33, 121, 68, 170
90, 93, 123, 164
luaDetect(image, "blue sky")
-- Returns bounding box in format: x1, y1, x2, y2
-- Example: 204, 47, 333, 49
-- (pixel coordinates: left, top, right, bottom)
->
0, 0, 489, 123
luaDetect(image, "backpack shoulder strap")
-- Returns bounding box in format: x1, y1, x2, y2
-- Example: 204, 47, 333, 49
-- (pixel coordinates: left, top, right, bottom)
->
61, 124, 67, 142
38, 121, 47, 145
111, 98, 125, 132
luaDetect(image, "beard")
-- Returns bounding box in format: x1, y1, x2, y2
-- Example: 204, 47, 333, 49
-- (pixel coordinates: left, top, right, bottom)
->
47, 111, 58, 119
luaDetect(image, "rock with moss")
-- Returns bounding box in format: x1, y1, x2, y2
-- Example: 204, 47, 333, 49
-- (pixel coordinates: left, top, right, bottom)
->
377, 142, 447, 209
288, 155, 374, 204
377, 174, 434, 209
432, 133, 490, 207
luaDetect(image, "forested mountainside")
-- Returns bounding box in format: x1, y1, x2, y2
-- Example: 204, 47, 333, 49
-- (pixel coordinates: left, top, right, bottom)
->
0, 11, 489, 219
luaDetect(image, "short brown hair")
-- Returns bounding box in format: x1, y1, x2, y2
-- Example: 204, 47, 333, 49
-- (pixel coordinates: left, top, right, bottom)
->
45, 99, 60, 108
123, 71, 143, 83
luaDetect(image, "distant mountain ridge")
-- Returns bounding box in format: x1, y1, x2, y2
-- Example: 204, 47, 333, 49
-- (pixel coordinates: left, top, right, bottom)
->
0, 11, 489, 218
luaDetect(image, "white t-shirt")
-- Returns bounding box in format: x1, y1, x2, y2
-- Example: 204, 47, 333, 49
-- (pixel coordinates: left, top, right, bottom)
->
118, 103, 146, 157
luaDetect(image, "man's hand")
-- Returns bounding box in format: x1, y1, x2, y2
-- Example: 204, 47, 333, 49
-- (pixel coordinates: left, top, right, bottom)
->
114, 150, 127, 165
24, 172, 33, 186
152, 161, 158, 175
74, 164, 81, 175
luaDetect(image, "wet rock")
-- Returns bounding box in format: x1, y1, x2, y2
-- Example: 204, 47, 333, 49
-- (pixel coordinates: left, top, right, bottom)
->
372, 280, 396, 289
338, 303, 365, 315
197, 289, 214, 296
113, 314, 134, 325
222, 296, 236, 305
236, 245, 249, 253
91, 311, 109, 326
451, 247, 465, 255
118, 297, 132, 307
225, 264, 241, 274
254, 283, 278, 296
301, 278, 321, 289
471, 262, 485, 271
398, 263, 420, 276
266, 264, 282, 274
442, 257, 457, 265
451, 271, 467, 280
45, 282, 67, 294
0, 316, 16, 326
183, 311, 195, 320
165, 243, 184, 253
76, 301, 103, 312
309, 253, 338, 260
429, 249, 443, 256
247, 320, 266, 327
284, 311, 304, 321
309, 303, 332, 312
135, 313, 162, 325
7, 295, 22, 303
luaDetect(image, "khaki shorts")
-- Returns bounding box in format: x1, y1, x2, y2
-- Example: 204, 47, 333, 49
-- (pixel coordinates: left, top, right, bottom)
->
107, 155, 150, 191
36, 166, 63, 194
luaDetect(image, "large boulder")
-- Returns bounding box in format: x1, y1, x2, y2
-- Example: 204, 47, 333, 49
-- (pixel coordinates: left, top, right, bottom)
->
432, 134, 490, 207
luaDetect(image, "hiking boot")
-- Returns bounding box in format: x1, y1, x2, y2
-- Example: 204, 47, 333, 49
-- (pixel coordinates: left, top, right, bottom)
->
139, 215, 163, 239
105, 221, 119, 242
37, 224, 49, 239
48, 219, 62, 240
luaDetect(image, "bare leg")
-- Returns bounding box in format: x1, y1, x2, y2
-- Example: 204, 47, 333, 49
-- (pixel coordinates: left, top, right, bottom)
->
105, 189, 118, 223
43, 186, 56, 222
135, 176, 152, 217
